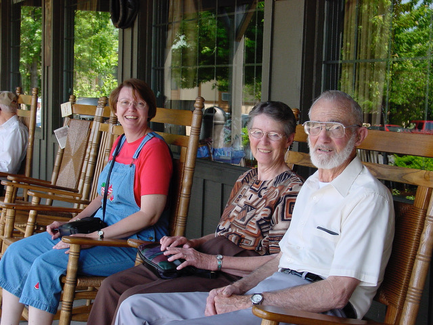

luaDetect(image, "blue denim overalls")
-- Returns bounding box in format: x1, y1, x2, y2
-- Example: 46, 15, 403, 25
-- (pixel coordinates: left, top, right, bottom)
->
0, 132, 170, 314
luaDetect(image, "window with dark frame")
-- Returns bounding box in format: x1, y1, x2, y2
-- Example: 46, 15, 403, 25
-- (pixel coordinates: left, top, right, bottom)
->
323, 0, 433, 131
151, 0, 264, 167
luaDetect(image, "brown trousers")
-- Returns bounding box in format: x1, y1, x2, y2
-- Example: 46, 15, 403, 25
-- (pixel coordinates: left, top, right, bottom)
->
86, 236, 260, 325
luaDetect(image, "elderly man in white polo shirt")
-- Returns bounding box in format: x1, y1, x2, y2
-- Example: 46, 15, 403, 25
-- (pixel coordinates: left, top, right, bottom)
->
0, 91, 28, 175
114, 90, 395, 325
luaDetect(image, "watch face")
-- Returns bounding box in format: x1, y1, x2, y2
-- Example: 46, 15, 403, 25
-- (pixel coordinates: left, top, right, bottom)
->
251, 293, 263, 305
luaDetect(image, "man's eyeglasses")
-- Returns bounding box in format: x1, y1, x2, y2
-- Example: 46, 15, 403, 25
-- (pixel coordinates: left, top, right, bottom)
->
249, 128, 285, 141
303, 121, 360, 139
118, 100, 147, 110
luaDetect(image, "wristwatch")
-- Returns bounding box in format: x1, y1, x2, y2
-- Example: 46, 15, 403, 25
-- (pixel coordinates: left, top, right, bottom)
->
250, 293, 264, 305
98, 229, 104, 240
216, 254, 223, 271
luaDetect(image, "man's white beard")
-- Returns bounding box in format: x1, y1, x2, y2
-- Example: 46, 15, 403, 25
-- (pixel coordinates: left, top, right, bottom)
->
308, 135, 356, 170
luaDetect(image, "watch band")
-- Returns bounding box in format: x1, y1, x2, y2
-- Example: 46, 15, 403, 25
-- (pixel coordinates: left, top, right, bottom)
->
216, 254, 223, 271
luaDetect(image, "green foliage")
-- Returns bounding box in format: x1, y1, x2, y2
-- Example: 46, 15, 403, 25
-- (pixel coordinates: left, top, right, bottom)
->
19, 6, 42, 92
19, 7, 118, 98
73, 11, 118, 98
170, 4, 263, 101
340, 0, 433, 126
388, 0, 433, 125
241, 127, 249, 147
392, 154, 433, 171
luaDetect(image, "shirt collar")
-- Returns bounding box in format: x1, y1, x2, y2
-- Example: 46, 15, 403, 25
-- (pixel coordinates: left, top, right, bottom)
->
0, 115, 18, 129
331, 156, 363, 197
309, 156, 364, 197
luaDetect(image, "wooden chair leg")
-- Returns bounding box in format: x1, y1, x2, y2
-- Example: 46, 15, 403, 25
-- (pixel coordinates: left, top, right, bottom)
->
59, 243, 80, 325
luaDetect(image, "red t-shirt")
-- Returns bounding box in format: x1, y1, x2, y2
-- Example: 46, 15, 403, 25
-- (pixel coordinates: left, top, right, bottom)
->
110, 134, 173, 205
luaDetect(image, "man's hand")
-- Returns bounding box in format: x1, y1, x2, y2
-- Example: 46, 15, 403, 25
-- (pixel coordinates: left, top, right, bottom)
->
205, 284, 244, 316
214, 294, 251, 315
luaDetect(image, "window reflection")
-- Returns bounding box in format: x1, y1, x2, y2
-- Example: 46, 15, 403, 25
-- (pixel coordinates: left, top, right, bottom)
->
153, 0, 264, 166
325, 0, 433, 130
64, 0, 118, 99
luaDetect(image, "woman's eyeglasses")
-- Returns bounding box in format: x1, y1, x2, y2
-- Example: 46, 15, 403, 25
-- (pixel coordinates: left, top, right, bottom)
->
249, 128, 285, 141
118, 100, 146, 110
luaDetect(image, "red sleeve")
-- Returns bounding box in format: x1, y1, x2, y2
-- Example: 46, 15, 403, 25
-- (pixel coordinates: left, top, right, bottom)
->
133, 137, 173, 203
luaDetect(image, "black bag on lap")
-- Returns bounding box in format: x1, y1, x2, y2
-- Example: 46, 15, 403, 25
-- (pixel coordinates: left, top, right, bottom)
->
57, 215, 107, 236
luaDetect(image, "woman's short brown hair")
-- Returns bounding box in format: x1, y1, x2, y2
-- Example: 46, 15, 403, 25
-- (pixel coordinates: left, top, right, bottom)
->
109, 78, 157, 121
247, 101, 296, 137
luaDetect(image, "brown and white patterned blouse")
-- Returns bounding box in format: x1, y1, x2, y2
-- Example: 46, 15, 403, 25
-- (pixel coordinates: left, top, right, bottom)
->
215, 168, 303, 255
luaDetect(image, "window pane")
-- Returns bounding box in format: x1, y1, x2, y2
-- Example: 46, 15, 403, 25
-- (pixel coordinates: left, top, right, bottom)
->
12, 1, 42, 127
324, 0, 433, 130
152, 0, 264, 166
19, 5, 42, 94
65, 0, 118, 100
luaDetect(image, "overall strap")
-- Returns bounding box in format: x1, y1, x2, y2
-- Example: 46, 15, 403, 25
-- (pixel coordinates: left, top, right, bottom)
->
132, 132, 157, 160
102, 134, 125, 222
130, 131, 171, 164
111, 134, 127, 160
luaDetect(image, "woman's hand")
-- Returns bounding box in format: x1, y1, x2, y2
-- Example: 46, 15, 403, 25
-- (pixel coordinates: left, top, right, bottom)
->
52, 233, 95, 254
46, 220, 68, 240
160, 236, 195, 251
164, 247, 214, 271
52, 240, 70, 251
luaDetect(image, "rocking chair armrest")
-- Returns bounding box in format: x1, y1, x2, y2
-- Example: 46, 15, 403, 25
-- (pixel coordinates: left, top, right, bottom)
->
5, 175, 80, 193
62, 236, 130, 248
7, 175, 57, 187
252, 306, 379, 325
26, 190, 89, 205
127, 238, 153, 248
0, 172, 24, 179
1, 180, 81, 197
0, 201, 83, 213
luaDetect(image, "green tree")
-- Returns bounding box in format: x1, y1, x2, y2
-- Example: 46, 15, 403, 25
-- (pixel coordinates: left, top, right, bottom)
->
170, 3, 264, 101
73, 11, 118, 98
388, 0, 433, 125
19, 6, 42, 93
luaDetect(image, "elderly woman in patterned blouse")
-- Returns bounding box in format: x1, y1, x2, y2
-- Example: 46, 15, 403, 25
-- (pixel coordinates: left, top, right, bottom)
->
87, 101, 304, 325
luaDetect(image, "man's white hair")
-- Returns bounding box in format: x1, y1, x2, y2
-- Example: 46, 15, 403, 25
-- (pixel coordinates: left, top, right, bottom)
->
0, 103, 18, 114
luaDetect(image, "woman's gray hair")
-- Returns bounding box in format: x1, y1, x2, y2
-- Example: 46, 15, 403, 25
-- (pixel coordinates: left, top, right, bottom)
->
309, 90, 363, 125
246, 101, 296, 137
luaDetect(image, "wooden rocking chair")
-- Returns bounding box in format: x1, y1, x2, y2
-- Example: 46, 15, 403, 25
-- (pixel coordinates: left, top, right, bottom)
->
0, 96, 110, 252
58, 96, 205, 324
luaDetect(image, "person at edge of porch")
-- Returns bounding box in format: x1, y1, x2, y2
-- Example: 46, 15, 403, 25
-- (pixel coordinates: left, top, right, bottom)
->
0, 91, 28, 170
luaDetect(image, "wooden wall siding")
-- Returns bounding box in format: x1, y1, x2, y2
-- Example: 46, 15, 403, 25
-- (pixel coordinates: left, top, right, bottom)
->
185, 159, 248, 238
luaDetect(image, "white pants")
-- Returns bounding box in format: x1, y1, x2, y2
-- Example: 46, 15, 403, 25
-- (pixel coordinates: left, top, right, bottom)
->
114, 272, 346, 325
